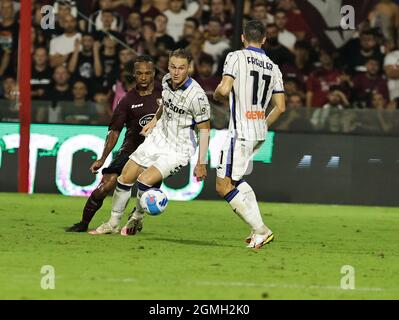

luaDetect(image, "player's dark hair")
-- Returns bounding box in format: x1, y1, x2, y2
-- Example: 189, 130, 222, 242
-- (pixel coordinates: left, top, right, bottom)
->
134, 55, 154, 65
169, 48, 192, 64
244, 20, 266, 43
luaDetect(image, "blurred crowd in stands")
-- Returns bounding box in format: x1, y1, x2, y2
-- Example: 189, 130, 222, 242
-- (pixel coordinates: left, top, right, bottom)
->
0, 0, 398, 134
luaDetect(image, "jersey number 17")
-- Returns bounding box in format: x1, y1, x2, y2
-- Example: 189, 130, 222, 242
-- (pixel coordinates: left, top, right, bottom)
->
250, 70, 271, 108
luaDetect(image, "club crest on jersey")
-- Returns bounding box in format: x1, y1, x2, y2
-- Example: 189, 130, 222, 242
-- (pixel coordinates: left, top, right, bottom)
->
139, 114, 155, 127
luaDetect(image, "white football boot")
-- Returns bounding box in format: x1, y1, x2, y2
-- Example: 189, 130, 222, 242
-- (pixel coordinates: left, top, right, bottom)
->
247, 230, 274, 249
120, 214, 143, 236
88, 222, 120, 235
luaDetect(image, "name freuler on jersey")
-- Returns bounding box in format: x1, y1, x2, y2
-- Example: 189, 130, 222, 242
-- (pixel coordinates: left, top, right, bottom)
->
247, 57, 273, 71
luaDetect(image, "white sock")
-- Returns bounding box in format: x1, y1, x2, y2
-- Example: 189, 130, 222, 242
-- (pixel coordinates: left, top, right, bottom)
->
225, 186, 266, 234
236, 180, 268, 234
109, 178, 134, 227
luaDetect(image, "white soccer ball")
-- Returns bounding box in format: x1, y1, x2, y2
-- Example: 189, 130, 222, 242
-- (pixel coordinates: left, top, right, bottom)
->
140, 188, 168, 216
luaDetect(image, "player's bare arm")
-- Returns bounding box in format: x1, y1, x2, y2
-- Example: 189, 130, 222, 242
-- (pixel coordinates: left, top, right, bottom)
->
194, 120, 211, 181
213, 75, 235, 102
90, 130, 120, 173
266, 93, 286, 128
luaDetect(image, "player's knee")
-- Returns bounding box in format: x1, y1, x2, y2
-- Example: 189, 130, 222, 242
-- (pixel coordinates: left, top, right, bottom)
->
137, 174, 152, 187
118, 173, 134, 185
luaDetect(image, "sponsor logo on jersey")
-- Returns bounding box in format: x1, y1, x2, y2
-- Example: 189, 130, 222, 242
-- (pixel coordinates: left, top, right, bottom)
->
131, 103, 144, 109
245, 111, 265, 120
164, 99, 185, 114
139, 113, 155, 127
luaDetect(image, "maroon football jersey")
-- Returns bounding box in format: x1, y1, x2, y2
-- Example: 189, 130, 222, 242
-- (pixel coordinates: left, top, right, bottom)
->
109, 86, 161, 154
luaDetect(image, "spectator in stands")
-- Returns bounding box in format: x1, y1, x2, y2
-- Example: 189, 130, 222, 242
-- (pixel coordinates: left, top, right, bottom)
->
154, 13, 175, 53
202, 0, 233, 37
38, 65, 72, 123
194, 53, 221, 103
250, 0, 274, 26
40, 0, 73, 39
368, 0, 399, 45
136, 0, 161, 21
306, 49, 343, 108
0, 0, 18, 71
31, 47, 53, 100
154, 0, 169, 12
155, 53, 169, 83
93, 90, 112, 123
263, 23, 294, 67
323, 90, 350, 110
62, 80, 99, 124
274, 9, 297, 51
98, 34, 120, 93
0, 75, 17, 101
274, 93, 314, 131
68, 33, 102, 85
282, 40, 312, 92
341, 30, 384, 74
203, 17, 230, 73
88, 0, 124, 34
175, 17, 200, 49
369, 91, 388, 109
142, 21, 158, 57
384, 47, 399, 101
0, 75, 19, 122
186, 27, 206, 68
48, 65, 73, 103
124, 12, 145, 55
0, 47, 10, 78
49, 14, 82, 68
351, 57, 390, 108
164, 0, 201, 42
98, 9, 119, 34
311, 89, 350, 131
287, 93, 305, 108
276, 0, 313, 41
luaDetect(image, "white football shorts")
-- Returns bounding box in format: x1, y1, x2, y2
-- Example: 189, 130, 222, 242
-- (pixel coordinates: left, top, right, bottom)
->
216, 135, 264, 181
129, 135, 190, 179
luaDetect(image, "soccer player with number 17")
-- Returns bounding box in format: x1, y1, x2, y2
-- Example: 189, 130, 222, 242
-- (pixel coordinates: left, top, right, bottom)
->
214, 20, 286, 249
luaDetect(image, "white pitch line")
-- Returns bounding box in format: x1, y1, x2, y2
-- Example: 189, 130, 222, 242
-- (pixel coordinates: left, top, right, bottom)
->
192, 280, 398, 292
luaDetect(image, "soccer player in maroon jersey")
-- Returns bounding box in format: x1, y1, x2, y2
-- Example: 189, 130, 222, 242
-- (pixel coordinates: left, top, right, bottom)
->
66, 55, 161, 232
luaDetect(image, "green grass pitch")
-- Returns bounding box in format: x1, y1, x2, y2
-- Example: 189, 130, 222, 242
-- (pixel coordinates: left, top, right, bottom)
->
0, 193, 398, 300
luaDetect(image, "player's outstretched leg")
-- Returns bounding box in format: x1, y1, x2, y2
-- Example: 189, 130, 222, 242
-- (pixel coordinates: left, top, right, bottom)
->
90, 160, 143, 235
124, 180, 162, 236
66, 174, 117, 232
216, 177, 273, 249
121, 166, 163, 236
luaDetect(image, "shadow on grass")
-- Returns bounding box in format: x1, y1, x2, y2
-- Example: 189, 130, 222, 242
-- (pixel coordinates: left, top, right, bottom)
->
148, 237, 236, 248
